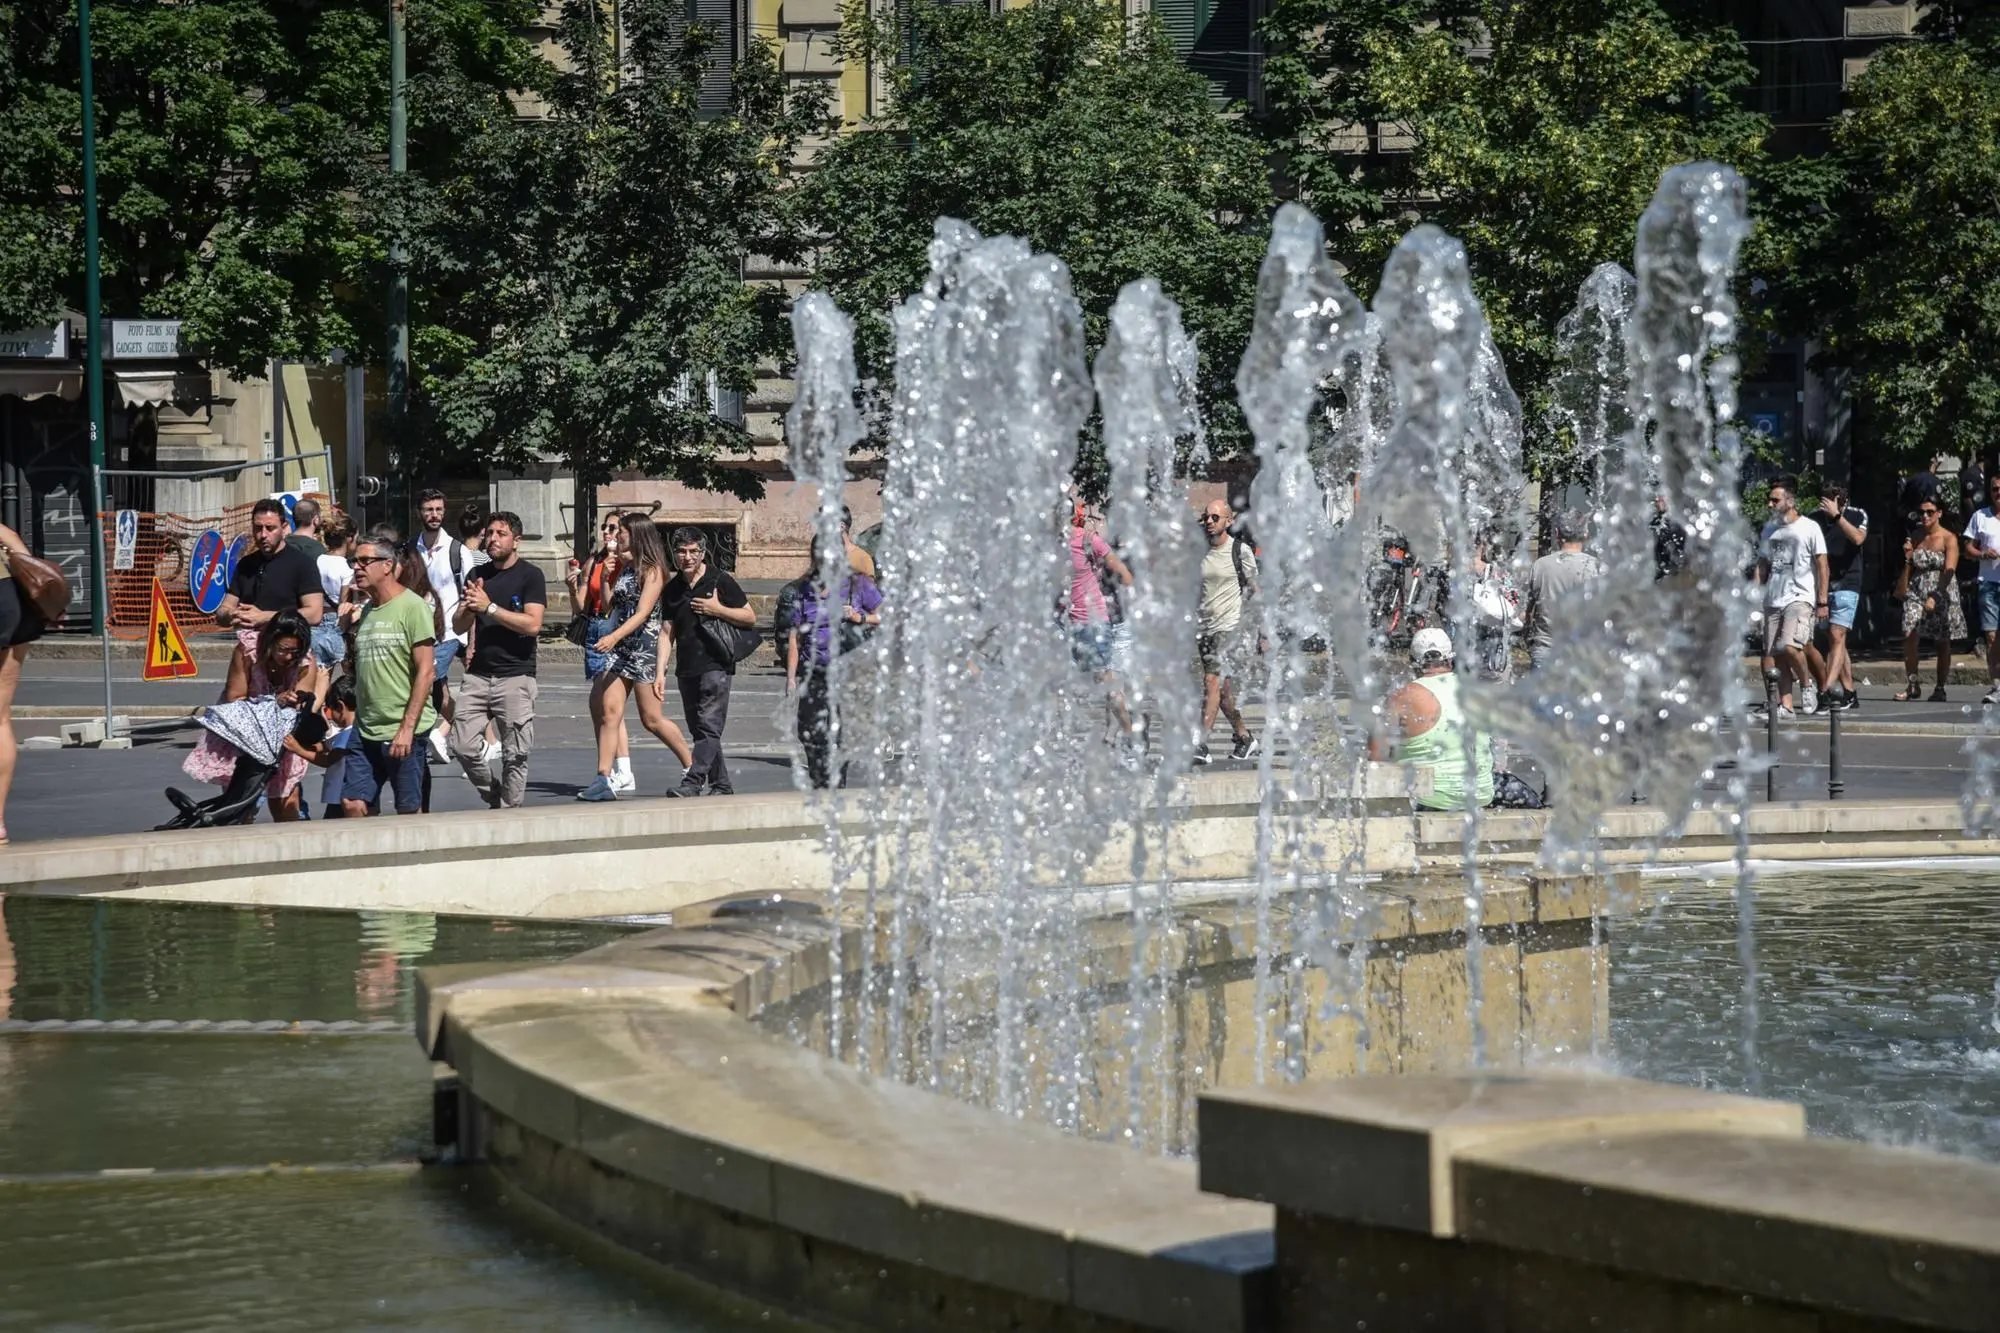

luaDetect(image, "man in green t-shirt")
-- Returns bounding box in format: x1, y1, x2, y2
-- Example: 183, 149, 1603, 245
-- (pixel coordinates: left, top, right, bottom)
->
342, 535, 437, 816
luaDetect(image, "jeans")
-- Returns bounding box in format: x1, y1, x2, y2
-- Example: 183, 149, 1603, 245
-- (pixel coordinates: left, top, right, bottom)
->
796, 669, 835, 789
452, 673, 537, 807
676, 670, 733, 794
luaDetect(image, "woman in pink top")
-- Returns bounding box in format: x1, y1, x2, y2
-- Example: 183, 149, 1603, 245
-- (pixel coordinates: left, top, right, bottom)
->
1063, 504, 1130, 674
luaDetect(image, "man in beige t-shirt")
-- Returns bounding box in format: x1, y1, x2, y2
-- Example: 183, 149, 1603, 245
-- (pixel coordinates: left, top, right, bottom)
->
1194, 500, 1258, 765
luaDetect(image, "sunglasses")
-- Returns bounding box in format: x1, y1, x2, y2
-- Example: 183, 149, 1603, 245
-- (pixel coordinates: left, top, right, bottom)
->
348, 554, 392, 568
1201, 513, 1227, 524
1919, 507, 1941, 516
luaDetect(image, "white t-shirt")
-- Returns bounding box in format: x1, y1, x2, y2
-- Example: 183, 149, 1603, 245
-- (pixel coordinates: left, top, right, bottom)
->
316, 552, 352, 604
415, 532, 487, 645
1198, 539, 1256, 636
1758, 514, 1827, 609
1964, 508, 2000, 583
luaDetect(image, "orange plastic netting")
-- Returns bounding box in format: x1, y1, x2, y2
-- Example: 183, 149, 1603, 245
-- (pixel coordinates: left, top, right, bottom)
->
95, 494, 331, 639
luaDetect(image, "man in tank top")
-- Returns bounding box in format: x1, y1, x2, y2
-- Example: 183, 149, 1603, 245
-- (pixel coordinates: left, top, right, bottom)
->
1368, 627, 1494, 811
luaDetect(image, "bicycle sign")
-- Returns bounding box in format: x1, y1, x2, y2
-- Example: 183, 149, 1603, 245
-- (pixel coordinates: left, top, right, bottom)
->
189, 529, 230, 615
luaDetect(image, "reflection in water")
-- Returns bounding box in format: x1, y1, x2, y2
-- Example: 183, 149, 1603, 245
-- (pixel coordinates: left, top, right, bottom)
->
1611, 869, 2000, 1161
0, 899, 773, 1332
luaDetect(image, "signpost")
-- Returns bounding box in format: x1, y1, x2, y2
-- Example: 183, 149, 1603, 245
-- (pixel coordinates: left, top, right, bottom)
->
112, 508, 138, 571
190, 529, 230, 616
143, 579, 197, 682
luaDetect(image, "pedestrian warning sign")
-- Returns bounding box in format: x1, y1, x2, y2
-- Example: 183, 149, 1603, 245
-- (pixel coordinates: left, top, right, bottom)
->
144, 579, 198, 682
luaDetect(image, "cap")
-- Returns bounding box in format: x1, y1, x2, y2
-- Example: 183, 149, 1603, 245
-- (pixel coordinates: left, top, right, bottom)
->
1410, 627, 1454, 665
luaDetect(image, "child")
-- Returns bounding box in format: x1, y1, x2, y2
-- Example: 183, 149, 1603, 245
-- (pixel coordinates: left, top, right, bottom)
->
312, 680, 360, 819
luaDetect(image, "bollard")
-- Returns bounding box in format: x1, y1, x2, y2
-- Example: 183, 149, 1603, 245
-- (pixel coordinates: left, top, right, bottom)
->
1827, 700, 1844, 800
1763, 667, 1781, 802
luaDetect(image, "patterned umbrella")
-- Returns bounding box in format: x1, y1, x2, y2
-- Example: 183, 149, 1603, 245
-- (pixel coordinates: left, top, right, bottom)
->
196, 696, 298, 767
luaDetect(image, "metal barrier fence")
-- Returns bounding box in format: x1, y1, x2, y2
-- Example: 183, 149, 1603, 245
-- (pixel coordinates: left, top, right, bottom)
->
93, 452, 333, 639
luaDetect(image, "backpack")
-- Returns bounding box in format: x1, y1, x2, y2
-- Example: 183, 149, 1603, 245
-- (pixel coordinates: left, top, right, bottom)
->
1230, 535, 1255, 595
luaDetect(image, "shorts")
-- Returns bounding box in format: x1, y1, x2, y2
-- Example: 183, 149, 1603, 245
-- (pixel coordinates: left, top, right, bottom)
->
1829, 589, 1860, 631
1107, 622, 1134, 677
0, 577, 47, 647
342, 738, 427, 815
1761, 600, 1813, 655
1197, 628, 1240, 678
1979, 581, 2000, 636
310, 618, 347, 669
582, 614, 618, 678
433, 638, 462, 676
1068, 621, 1114, 673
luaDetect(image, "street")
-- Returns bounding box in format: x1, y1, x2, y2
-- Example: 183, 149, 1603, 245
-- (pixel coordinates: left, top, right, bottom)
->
4, 652, 1987, 843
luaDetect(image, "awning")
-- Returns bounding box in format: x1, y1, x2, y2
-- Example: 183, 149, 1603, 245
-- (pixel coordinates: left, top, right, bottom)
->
0, 366, 82, 401
114, 368, 208, 408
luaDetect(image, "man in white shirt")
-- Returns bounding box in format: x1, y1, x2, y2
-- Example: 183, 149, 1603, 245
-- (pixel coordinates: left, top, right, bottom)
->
1756, 478, 1829, 719
1960, 473, 2000, 705
414, 489, 487, 761
1193, 499, 1259, 765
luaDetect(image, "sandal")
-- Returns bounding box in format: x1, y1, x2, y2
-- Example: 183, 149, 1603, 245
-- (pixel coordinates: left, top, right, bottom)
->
1893, 674, 1921, 701
1930, 685, 1949, 703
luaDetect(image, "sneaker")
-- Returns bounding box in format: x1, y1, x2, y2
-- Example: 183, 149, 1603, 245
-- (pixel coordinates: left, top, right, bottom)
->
1799, 682, 1818, 716
1191, 743, 1213, 767
1833, 689, 1860, 712
1984, 687, 2000, 708
576, 775, 617, 802
1230, 733, 1260, 760
607, 768, 636, 794
707, 784, 735, 797
671, 781, 706, 799
1775, 705, 1797, 721
482, 740, 502, 769
428, 726, 451, 765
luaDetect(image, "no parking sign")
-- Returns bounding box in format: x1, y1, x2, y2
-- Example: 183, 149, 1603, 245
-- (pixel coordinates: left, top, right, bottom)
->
189, 529, 230, 615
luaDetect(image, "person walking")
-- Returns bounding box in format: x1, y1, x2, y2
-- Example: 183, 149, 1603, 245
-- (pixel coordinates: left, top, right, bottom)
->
342, 536, 436, 817
312, 513, 357, 671
180, 611, 324, 821
567, 515, 635, 792
287, 497, 327, 563
217, 498, 325, 701
578, 515, 694, 802
786, 537, 883, 789
1369, 628, 1495, 811
1193, 499, 1257, 764
1523, 511, 1600, 673
1812, 486, 1869, 711
448, 512, 544, 807
1895, 496, 1964, 701
0, 521, 51, 844
1755, 478, 1829, 719
662, 527, 755, 798
413, 489, 485, 763
1961, 473, 2000, 705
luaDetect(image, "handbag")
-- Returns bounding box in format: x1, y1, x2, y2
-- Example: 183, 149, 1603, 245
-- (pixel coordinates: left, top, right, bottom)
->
564, 611, 591, 647
8, 549, 71, 624
698, 615, 762, 665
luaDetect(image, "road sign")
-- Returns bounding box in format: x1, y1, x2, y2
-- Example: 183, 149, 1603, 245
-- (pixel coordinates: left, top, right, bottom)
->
226, 534, 249, 583
143, 579, 198, 681
112, 509, 138, 571
190, 529, 230, 614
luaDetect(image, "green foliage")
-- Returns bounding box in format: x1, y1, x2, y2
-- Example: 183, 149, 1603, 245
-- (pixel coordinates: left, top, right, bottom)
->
1777, 37, 2000, 471
414, 0, 834, 494
1259, 0, 1767, 476
0, 0, 537, 376
794, 0, 1276, 463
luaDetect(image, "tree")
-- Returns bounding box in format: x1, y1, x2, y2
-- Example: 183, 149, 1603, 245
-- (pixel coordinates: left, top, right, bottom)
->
414, 0, 832, 498
1258, 0, 1768, 479
1777, 33, 2000, 474
0, 0, 538, 376
793, 0, 1276, 463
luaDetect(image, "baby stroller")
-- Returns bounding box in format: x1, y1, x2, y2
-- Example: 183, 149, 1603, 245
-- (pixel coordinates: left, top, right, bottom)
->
157, 694, 326, 830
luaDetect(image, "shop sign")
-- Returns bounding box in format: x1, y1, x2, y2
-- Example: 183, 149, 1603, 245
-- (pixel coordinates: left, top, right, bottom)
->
0, 324, 69, 359
102, 319, 187, 359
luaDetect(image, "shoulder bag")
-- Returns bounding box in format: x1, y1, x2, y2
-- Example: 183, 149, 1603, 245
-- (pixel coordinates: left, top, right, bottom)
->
8, 549, 72, 624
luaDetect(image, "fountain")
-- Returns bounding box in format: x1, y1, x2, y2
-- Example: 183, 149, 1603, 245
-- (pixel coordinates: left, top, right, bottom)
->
8, 160, 2000, 1332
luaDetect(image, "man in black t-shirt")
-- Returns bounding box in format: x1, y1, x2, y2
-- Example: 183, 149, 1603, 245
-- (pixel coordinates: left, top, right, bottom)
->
1812, 486, 1869, 711
448, 512, 546, 808
216, 498, 326, 697
660, 526, 753, 797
